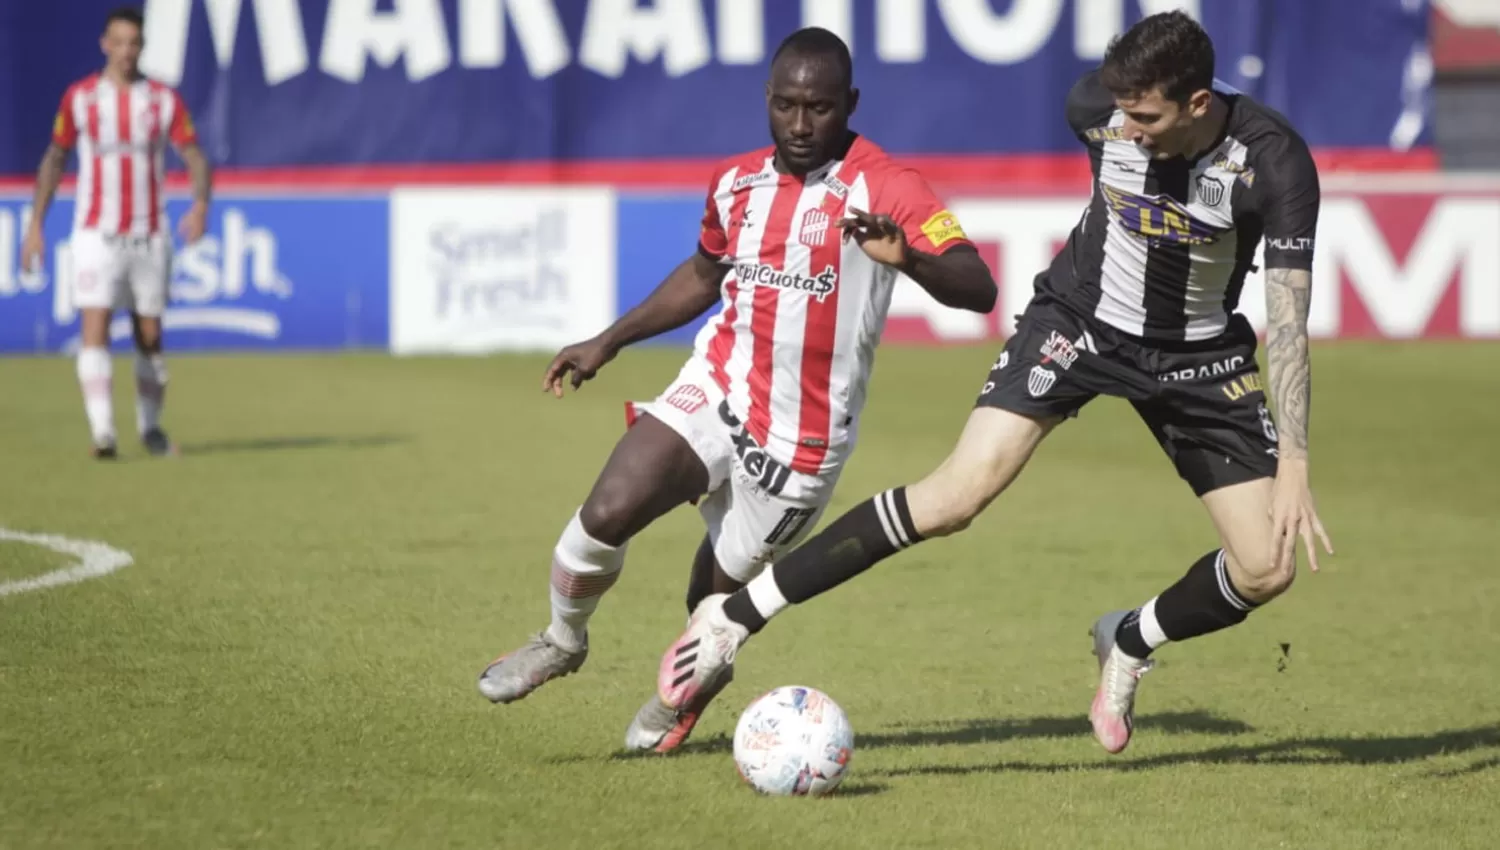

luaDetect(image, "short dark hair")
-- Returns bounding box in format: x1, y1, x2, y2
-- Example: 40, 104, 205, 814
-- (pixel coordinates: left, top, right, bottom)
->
771, 27, 853, 88
104, 6, 144, 34
1099, 11, 1214, 103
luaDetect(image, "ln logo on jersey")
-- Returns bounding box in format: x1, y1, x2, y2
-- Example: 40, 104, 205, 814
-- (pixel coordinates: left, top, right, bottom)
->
665, 384, 708, 415
1195, 174, 1227, 207
1039, 330, 1079, 370
799, 208, 831, 248
1028, 366, 1057, 397
1100, 184, 1221, 246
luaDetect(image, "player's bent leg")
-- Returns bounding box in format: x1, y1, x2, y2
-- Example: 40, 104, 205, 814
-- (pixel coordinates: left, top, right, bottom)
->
1202, 477, 1289, 602
625, 535, 741, 754
479, 413, 709, 705
130, 313, 174, 456
659, 407, 1058, 710
76, 308, 117, 458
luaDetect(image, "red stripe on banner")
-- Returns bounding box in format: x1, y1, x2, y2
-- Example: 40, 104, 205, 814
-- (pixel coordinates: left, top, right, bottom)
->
83, 91, 101, 228
746, 178, 803, 446
116, 85, 134, 234
0, 148, 1438, 193
705, 173, 757, 394
790, 167, 855, 475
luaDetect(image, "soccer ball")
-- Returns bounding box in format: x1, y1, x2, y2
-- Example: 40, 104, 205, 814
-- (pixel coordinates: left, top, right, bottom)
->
732, 685, 853, 796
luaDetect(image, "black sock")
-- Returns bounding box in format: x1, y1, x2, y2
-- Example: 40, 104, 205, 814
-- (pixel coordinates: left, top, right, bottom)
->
1114, 549, 1258, 659
721, 488, 924, 633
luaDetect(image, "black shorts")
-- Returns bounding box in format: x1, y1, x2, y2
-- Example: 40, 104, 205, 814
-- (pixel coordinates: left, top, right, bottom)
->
976, 292, 1279, 497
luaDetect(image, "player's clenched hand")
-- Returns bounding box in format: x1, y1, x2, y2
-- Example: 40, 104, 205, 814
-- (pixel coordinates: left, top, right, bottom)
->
542, 336, 619, 398
840, 208, 909, 270
1268, 461, 1334, 575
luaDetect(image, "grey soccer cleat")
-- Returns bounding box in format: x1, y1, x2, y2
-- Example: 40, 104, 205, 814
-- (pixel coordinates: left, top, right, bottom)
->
142, 427, 177, 457
624, 664, 735, 754
1088, 610, 1154, 754
477, 632, 588, 704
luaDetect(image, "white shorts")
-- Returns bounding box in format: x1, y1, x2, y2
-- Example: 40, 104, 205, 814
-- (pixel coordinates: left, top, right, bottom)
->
629, 360, 843, 583
70, 230, 172, 317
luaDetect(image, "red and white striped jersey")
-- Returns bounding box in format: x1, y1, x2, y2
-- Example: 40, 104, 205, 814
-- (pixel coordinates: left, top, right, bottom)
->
693, 135, 973, 477
51, 74, 198, 237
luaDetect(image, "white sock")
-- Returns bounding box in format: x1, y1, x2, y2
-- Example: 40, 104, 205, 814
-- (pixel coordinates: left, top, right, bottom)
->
1136, 597, 1169, 652
76, 347, 114, 443
545, 511, 627, 652
134, 353, 168, 435
745, 568, 791, 622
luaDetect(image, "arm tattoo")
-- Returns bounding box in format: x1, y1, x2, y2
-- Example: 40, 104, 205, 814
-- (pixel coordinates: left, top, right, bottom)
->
30, 145, 68, 222
1264, 267, 1313, 460
182, 145, 213, 206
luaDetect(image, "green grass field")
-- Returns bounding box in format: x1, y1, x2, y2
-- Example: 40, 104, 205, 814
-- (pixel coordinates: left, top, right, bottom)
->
2, 343, 1497, 849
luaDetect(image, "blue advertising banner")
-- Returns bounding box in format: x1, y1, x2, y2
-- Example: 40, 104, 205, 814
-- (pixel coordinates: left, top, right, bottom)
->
0, 0, 1431, 175
0, 195, 389, 353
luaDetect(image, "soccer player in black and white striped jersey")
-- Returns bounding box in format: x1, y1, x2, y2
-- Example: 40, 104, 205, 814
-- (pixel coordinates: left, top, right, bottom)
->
656, 11, 1334, 756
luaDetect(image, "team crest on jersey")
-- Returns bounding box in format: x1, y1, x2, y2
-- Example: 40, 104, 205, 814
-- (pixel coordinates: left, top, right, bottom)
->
1027, 366, 1057, 398
1100, 183, 1222, 246
1194, 173, 1227, 207
664, 384, 709, 415
799, 208, 832, 248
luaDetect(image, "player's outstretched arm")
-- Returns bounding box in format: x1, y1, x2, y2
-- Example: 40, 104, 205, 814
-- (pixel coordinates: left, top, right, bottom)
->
1265, 266, 1334, 572
542, 252, 726, 396
840, 207, 996, 314
22, 144, 69, 271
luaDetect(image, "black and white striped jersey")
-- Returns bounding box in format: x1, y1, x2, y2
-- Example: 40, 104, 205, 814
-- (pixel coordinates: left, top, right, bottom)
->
1040, 71, 1320, 342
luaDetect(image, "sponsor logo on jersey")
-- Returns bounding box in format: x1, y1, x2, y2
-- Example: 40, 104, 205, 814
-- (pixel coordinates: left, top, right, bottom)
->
1039, 330, 1079, 369
1211, 155, 1256, 187
1158, 354, 1246, 382
732, 170, 774, 192
1086, 126, 1128, 142
822, 174, 850, 199
920, 209, 966, 248
718, 401, 791, 497
1267, 236, 1315, 252
1221, 372, 1264, 401
734, 261, 838, 301
1101, 183, 1224, 246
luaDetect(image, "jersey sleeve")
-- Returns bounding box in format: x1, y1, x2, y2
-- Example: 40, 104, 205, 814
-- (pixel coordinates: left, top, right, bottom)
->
879, 168, 973, 255
697, 169, 729, 260
1257, 134, 1320, 271
168, 90, 198, 147
1065, 70, 1119, 146
51, 87, 79, 149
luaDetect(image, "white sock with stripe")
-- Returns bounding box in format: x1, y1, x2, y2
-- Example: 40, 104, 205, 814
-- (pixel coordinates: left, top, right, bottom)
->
545, 510, 627, 653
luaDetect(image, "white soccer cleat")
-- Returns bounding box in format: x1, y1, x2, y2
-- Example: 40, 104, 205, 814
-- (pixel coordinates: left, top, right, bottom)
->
658, 593, 748, 711
477, 631, 588, 704
1089, 610, 1154, 754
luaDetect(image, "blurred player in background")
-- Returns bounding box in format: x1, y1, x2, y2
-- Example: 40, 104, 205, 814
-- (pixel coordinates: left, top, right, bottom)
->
23, 5, 212, 459
477, 27, 997, 753
660, 11, 1335, 755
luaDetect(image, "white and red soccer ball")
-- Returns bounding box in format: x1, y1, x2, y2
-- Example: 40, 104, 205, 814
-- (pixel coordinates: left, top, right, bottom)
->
732, 685, 853, 797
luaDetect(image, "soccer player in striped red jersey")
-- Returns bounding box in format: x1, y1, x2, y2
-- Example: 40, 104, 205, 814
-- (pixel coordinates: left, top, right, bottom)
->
23, 6, 213, 459
477, 28, 996, 751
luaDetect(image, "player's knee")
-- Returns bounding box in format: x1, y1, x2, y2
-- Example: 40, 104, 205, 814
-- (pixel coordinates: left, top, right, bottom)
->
1224, 545, 1294, 603
577, 485, 638, 548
